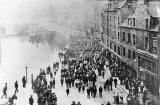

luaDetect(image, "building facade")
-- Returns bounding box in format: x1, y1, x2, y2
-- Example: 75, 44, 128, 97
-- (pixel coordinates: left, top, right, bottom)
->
101, 0, 160, 98
136, 1, 160, 97
101, 0, 137, 80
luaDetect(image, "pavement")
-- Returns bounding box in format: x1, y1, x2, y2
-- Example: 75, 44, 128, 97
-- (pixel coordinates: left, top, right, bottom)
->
102, 65, 149, 105
52, 60, 130, 105
0, 57, 129, 105
96, 65, 129, 105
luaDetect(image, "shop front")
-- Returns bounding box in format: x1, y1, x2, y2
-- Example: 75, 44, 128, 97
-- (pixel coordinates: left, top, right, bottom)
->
137, 54, 159, 97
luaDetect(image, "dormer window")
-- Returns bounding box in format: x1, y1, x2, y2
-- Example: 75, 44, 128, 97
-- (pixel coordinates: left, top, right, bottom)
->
128, 18, 132, 26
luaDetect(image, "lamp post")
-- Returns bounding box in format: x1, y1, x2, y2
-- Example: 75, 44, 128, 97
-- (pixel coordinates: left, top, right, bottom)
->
26, 66, 28, 83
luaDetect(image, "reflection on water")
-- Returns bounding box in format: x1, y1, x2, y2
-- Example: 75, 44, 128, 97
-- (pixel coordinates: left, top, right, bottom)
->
0, 32, 66, 85
28, 31, 66, 52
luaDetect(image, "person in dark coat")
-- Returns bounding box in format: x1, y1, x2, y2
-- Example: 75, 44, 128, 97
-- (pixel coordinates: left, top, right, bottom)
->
105, 79, 109, 91
1, 83, 7, 99
53, 78, 55, 88
115, 95, 119, 104
14, 81, 18, 93
71, 101, 76, 105
99, 86, 103, 97
22, 76, 26, 88
77, 102, 81, 105
86, 88, 90, 98
106, 101, 111, 105
60, 78, 64, 86
114, 78, 118, 88
29, 95, 34, 105
110, 77, 113, 90
93, 86, 97, 98
103, 83, 107, 92
78, 85, 81, 93
102, 70, 105, 78
66, 88, 70, 96
42, 70, 46, 76
82, 85, 85, 93
71, 79, 75, 87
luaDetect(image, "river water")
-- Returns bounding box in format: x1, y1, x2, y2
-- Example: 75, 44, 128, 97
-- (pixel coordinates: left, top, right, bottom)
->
0, 33, 66, 86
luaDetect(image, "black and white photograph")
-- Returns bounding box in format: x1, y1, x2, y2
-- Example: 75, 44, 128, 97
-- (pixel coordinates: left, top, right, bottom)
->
0, 0, 160, 105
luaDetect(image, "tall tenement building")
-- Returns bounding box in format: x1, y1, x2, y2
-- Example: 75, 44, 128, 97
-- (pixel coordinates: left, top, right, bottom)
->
101, 0, 160, 97
101, 0, 138, 86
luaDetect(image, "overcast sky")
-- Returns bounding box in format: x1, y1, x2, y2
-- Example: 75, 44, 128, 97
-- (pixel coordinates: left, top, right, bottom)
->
0, 0, 93, 25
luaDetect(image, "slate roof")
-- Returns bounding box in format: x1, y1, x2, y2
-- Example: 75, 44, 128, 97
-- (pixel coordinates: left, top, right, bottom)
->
120, 4, 148, 28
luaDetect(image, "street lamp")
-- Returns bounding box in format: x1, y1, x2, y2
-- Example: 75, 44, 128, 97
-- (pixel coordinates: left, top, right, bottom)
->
25, 66, 28, 83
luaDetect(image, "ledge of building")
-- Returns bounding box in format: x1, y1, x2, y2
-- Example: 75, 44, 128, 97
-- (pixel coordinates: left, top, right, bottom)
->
137, 49, 158, 60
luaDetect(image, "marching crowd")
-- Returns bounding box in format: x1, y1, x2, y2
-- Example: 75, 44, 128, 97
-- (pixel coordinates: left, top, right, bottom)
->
59, 50, 124, 105
32, 61, 60, 105
59, 48, 150, 105
0, 49, 149, 105
32, 62, 59, 105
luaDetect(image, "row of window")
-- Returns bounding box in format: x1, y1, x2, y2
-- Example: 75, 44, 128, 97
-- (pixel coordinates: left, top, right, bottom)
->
106, 28, 136, 45
128, 18, 135, 27
108, 41, 136, 60
122, 47, 136, 59
122, 32, 136, 45
106, 28, 121, 41
127, 18, 149, 29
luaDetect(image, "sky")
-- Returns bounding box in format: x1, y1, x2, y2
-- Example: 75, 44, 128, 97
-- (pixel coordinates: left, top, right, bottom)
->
0, 0, 107, 31
0, 0, 85, 25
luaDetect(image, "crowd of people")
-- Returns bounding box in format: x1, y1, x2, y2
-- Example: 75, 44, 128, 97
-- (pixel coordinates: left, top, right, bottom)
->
59, 50, 122, 105
1, 48, 149, 105
32, 63, 59, 105
0, 61, 59, 105
108, 53, 150, 105
1, 77, 27, 105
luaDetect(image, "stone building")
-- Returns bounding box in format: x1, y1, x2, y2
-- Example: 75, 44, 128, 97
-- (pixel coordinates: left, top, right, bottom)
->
136, 1, 160, 97
119, 0, 150, 82
101, 0, 137, 78
120, 0, 160, 97
101, 0, 160, 98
